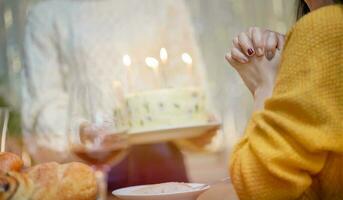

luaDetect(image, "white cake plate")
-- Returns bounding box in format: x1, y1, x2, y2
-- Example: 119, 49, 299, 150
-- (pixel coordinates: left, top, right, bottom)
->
128, 122, 221, 145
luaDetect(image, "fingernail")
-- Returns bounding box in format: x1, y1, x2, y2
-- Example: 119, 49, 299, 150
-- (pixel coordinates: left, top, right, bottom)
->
266, 51, 273, 60
257, 48, 263, 56
241, 57, 249, 63
247, 48, 254, 56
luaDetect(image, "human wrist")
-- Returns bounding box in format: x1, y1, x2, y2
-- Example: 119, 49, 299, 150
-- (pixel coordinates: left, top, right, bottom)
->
253, 84, 274, 111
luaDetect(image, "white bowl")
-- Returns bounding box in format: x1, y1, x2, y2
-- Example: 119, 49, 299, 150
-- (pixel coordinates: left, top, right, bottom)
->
112, 183, 210, 200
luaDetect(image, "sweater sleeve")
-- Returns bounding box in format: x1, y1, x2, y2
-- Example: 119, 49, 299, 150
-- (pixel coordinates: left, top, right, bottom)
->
229, 5, 343, 200
22, 4, 69, 154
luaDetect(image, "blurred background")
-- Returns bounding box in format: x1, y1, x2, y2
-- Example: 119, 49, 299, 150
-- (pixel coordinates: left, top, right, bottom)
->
0, 0, 296, 197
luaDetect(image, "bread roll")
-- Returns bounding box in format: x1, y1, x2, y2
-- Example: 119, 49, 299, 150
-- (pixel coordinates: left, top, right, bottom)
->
0, 155, 97, 200
27, 162, 97, 200
0, 153, 23, 173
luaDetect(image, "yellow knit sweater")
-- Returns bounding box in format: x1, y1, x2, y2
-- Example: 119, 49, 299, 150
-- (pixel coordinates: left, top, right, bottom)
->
229, 5, 343, 200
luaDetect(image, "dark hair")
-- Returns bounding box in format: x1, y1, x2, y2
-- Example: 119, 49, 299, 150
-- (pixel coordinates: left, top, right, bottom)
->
297, 0, 343, 19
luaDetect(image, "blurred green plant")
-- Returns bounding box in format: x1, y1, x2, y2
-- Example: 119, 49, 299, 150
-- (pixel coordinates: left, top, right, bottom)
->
0, 96, 21, 136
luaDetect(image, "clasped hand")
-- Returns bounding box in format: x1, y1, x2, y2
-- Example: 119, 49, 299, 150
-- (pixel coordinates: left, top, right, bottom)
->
225, 27, 285, 110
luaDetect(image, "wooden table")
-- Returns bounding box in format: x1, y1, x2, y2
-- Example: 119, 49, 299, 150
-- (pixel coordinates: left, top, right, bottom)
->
197, 182, 238, 200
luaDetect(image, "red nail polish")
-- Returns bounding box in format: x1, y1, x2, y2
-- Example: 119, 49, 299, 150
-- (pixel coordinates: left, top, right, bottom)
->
247, 48, 254, 56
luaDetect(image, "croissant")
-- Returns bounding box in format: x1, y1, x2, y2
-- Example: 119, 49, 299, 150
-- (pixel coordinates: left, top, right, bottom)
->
0, 162, 97, 200
0, 153, 23, 173
0, 171, 34, 200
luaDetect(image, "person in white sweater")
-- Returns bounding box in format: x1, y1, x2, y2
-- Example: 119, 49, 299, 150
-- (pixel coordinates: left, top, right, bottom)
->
22, 0, 209, 190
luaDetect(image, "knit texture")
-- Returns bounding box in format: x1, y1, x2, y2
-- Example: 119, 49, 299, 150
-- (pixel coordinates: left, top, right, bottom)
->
229, 5, 343, 200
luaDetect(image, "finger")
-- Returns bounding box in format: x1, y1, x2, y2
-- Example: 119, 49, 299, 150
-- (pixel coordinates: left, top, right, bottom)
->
265, 32, 278, 60
232, 36, 241, 50
231, 47, 249, 64
238, 32, 255, 57
276, 34, 285, 50
247, 27, 254, 38
225, 52, 236, 67
251, 27, 264, 56
225, 52, 244, 69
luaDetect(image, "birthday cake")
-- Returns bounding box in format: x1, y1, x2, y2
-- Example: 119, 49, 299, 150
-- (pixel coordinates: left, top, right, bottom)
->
126, 87, 212, 132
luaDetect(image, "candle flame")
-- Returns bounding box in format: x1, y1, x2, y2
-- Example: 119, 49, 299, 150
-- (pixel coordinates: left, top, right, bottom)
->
145, 57, 159, 69
123, 54, 132, 66
160, 48, 168, 63
182, 53, 193, 65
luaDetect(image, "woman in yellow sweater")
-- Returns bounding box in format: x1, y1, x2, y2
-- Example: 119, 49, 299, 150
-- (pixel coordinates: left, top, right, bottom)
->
225, 0, 343, 199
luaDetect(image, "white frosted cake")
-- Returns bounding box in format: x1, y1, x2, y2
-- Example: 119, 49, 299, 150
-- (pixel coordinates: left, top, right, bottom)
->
126, 87, 212, 132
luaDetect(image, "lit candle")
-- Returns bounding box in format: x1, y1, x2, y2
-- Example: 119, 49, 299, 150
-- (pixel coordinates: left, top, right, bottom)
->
145, 57, 161, 88
122, 54, 132, 92
159, 48, 168, 86
113, 81, 125, 106
160, 48, 168, 64
182, 52, 195, 86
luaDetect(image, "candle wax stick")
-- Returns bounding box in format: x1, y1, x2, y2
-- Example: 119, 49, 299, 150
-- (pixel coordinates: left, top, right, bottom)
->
127, 66, 133, 93
153, 68, 162, 89
113, 81, 125, 106
123, 55, 132, 93
188, 64, 195, 87
159, 48, 168, 88
1, 110, 9, 153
